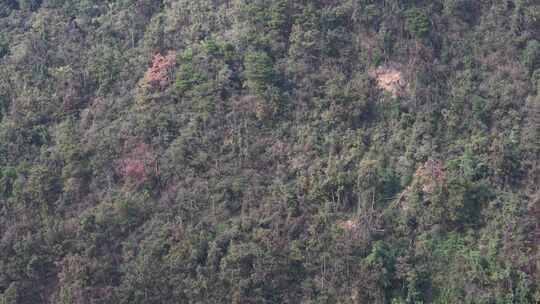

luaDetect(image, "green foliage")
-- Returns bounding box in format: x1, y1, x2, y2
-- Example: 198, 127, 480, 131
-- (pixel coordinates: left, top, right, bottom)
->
445, 0, 477, 23
472, 95, 489, 127
243, 50, 275, 94
200, 37, 220, 57
269, 0, 289, 31
0, 282, 19, 304
26, 164, 58, 205
0, 166, 16, 198
87, 44, 122, 94
18, 0, 42, 11
175, 63, 207, 95
0, 36, 8, 60
405, 8, 430, 39
0, 1, 537, 303
364, 241, 395, 286
522, 39, 540, 73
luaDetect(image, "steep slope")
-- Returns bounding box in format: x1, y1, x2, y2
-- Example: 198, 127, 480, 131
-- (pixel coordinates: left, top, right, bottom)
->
0, 1, 539, 303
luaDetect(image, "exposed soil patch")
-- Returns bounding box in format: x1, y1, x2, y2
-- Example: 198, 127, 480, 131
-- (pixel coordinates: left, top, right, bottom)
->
369, 66, 408, 98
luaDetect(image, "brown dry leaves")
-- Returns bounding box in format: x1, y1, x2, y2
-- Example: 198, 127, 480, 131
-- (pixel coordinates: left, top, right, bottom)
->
369, 66, 408, 98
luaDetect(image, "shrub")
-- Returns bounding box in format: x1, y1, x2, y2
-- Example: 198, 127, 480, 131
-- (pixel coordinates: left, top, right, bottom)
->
405, 8, 430, 39
200, 37, 220, 57
0, 36, 9, 59
445, 0, 478, 23
19, 0, 42, 11
0, 166, 16, 198
522, 40, 540, 73
243, 50, 275, 94
136, 51, 177, 104
175, 63, 207, 95
269, 0, 289, 31
26, 164, 58, 204
121, 142, 157, 190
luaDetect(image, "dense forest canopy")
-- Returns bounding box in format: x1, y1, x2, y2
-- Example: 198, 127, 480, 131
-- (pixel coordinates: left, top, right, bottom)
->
0, 0, 539, 303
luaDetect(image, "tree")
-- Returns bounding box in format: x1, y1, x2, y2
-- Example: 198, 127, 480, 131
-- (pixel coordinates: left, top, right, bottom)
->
522, 40, 540, 74
121, 142, 158, 190
405, 8, 430, 39
243, 50, 275, 94
0, 36, 8, 60
136, 51, 177, 104
175, 63, 207, 95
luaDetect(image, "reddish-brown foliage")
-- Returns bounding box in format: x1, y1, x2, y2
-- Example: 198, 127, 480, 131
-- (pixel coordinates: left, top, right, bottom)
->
144, 51, 177, 91
121, 142, 158, 190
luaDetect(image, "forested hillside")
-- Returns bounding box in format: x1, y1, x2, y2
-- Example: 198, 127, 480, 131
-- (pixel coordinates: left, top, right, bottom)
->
0, 0, 539, 303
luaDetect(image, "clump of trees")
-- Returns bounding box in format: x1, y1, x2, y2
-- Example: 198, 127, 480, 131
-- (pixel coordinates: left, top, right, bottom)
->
120, 142, 158, 190
136, 51, 177, 104
0, 1, 539, 303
